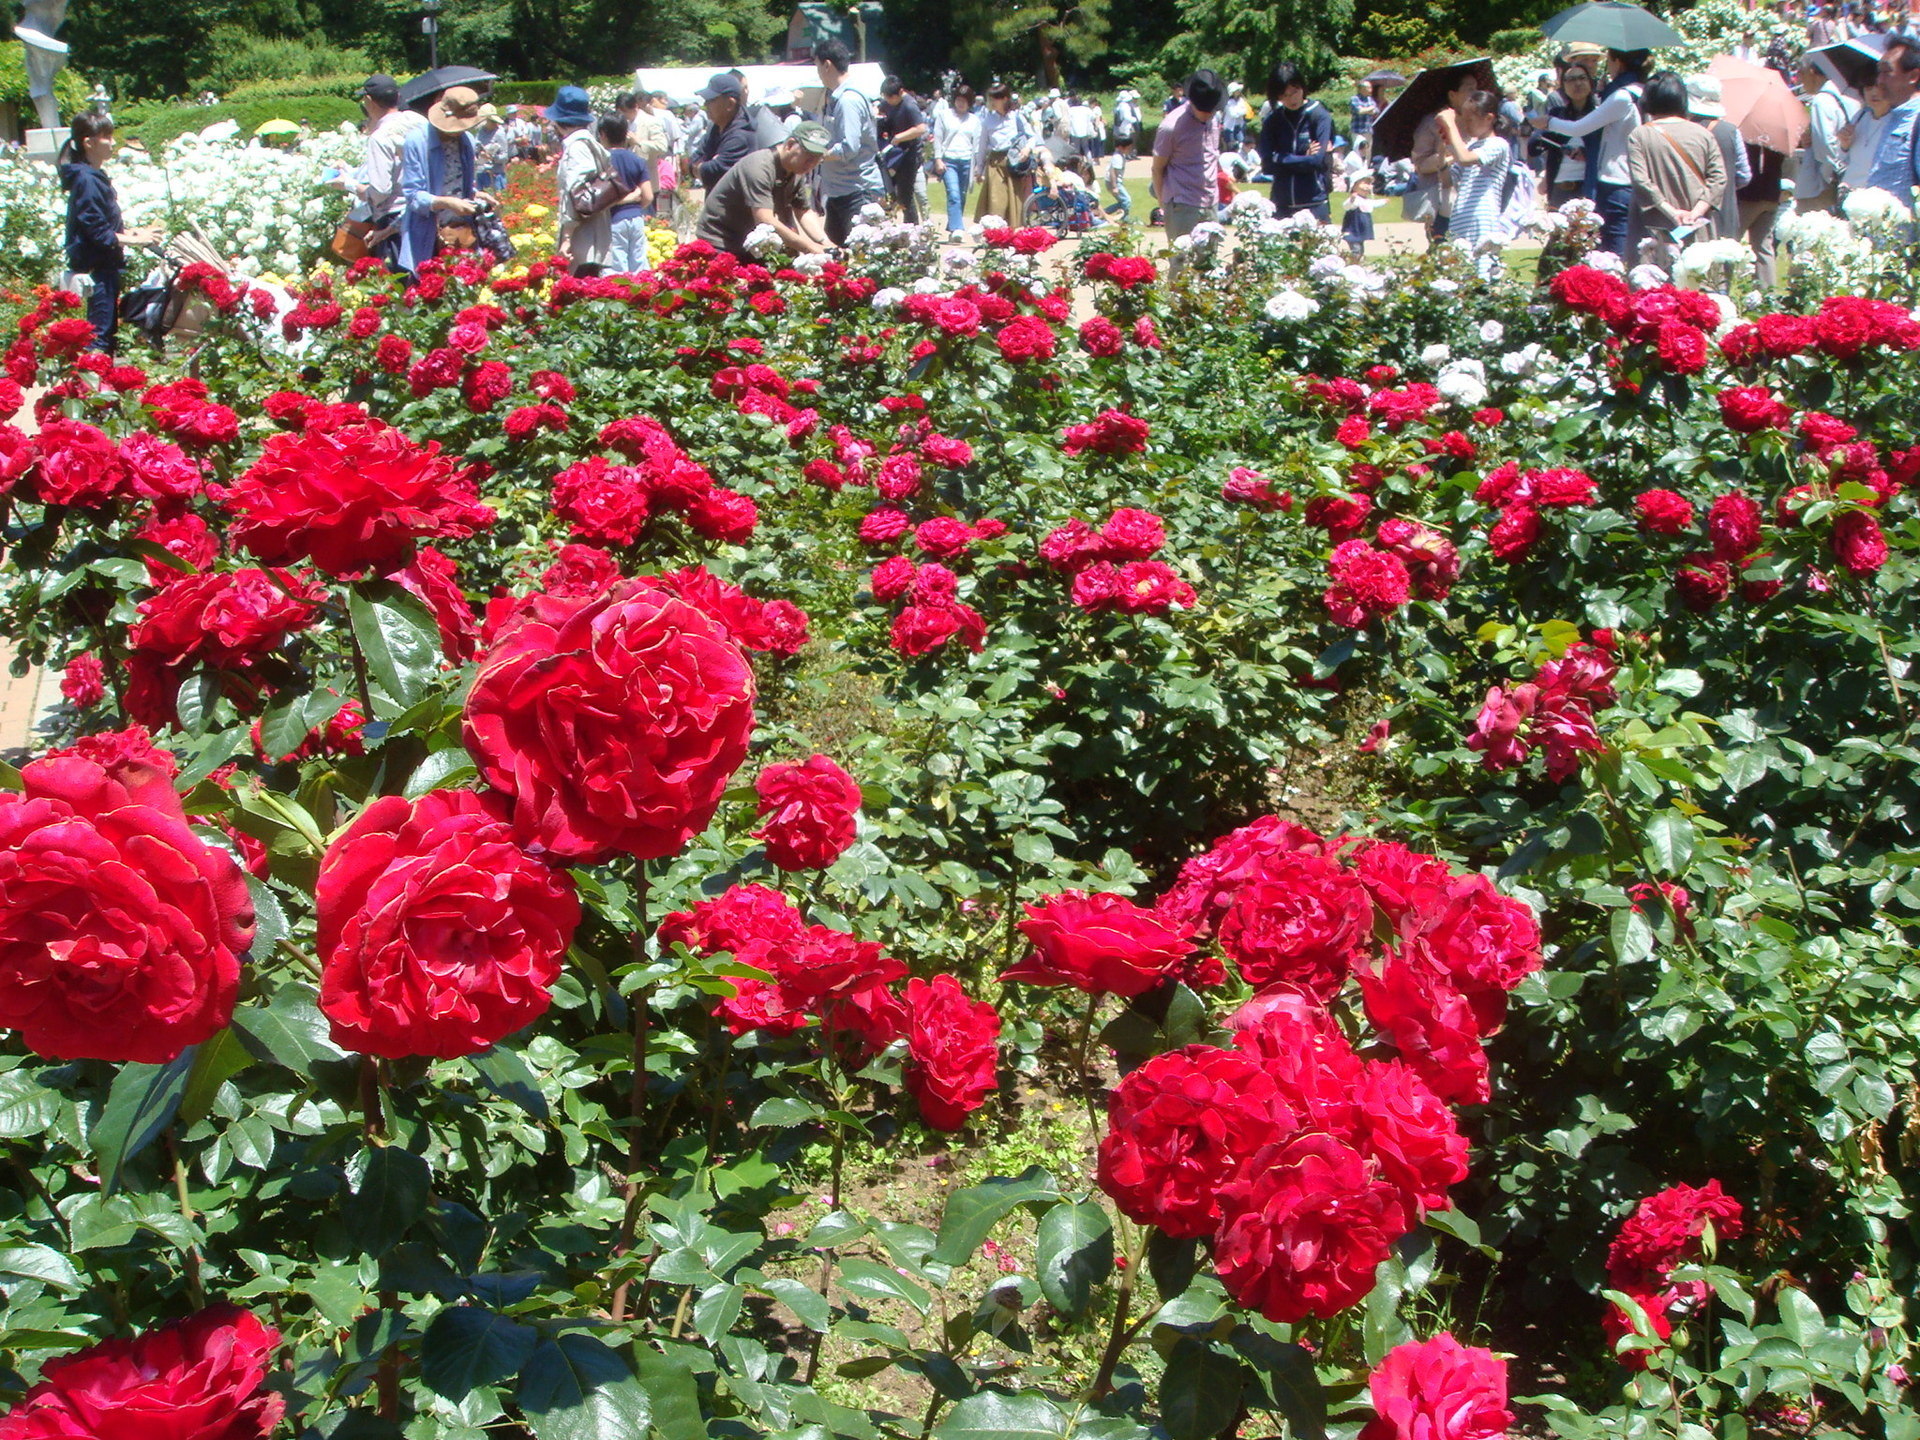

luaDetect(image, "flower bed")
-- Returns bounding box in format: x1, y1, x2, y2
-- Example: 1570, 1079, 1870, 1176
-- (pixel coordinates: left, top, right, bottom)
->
0, 204, 1914, 1440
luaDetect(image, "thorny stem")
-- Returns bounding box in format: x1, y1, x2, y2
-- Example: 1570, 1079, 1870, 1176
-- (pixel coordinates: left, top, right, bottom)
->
610, 872, 652, 1325
167, 1134, 207, 1309
358, 1059, 399, 1421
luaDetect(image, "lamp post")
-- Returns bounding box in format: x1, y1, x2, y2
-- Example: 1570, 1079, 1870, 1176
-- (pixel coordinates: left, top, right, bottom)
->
422, 0, 441, 71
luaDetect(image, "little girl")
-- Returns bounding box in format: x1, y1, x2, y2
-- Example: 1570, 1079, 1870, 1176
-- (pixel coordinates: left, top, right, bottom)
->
1342, 172, 1381, 257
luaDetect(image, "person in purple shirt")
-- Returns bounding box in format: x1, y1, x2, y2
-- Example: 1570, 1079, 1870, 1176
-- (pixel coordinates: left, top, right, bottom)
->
1152, 67, 1224, 253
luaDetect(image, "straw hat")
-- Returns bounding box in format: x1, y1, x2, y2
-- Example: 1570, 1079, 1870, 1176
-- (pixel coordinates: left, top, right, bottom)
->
1685, 74, 1725, 119
428, 85, 484, 134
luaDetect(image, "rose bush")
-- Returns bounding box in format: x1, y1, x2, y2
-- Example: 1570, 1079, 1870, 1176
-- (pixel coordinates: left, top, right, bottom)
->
0, 193, 1913, 1440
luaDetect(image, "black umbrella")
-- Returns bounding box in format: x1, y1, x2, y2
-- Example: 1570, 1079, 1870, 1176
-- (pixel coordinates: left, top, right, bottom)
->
400, 66, 497, 107
1810, 35, 1885, 97
1540, 1, 1684, 51
1370, 58, 1495, 162
1364, 69, 1410, 89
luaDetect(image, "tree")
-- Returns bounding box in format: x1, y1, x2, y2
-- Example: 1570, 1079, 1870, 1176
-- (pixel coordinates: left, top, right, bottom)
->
1170, 0, 1352, 90
950, 0, 1111, 89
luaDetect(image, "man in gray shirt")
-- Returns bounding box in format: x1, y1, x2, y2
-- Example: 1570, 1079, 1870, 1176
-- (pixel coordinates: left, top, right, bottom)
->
814, 38, 884, 243
698, 123, 832, 258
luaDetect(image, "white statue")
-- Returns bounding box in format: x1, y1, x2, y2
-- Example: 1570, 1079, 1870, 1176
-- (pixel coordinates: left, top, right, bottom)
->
17, 0, 71, 132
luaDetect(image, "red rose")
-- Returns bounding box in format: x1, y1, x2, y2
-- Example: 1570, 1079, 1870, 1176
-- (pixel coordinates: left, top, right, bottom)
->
1356, 952, 1489, 1104
1217, 853, 1373, 999
0, 1304, 282, 1440
1114, 560, 1197, 615
390, 545, 479, 662
1157, 815, 1332, 936
464, 579, 756, 864
1814, 298, 1875, 359
660, 881, 804, 959
1706, 491, 1763, 561
32, 419, 129, 507
754, 753, 861, 871
1097, 1044, 1296, 1237
1832, 509, 1888, 575
1654, 321, 1707, 374
1305, 493, 1372, 540
1798, 410, 1856, 450
1360, 1333, 1512, 1440
0, 748, 252, 1063
1072, 561, 1123, 613
1635, 489, 1694, 535
125, 567, 326, 728
915, 516, 975, 558
1608, 1179, 1744, 1283
860, 506, 912, 546
921, 433, 973, 468
1754, 311, 1815, 358
1549, 264, 1630, 328
1079, 315, 1125, 356
1487, 504, 1541, 563
1335, 415, 1372, 449
1675, 554, 1732, 611
1375, 520, 1459, 601
905, 974, 1002, 1130
1062, 409, 1150, 457
1214, 1132, 1407, 1323
994, 315, 1057, 362
1101, 507, 1166, 560
1040, 517, 1109, 572
685, 486, 759, 543
1406, 875, 1542, 1029
553, 457, 650, 545
1717, 385, 1791, 434
1352, 1059, 1470, 1216
317, 789, 579, 1058
224, 421, 494, 577
60, 652, 105, 708
1323, 539, 1411, 627
870, 554, 917, 601
889, 600, 986, 656
1004, 890, 1196, 996
375, 334, 413, 373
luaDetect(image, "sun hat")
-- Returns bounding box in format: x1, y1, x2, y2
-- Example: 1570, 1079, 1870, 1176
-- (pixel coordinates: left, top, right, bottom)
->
1685, 74, 1726, 119
429, 85, 484, 134
477, 102, 500, 121
789, 121, 831, 155
546, 84, 593, 128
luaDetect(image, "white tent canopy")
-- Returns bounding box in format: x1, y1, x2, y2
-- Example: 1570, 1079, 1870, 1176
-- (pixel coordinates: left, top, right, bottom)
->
631, 61, 886, 110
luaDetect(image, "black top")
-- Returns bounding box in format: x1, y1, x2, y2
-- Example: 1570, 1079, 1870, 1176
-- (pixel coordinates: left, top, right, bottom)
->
609, 148, 652, 222
698, 109, 760, 190
879, 94, 925, 168
1737, 143, 1784, 203
1258, 101, 1333, 210
61, 161, 123, 274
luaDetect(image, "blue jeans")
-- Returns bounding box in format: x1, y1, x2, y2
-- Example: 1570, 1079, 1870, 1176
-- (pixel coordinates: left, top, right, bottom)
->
85, 268, 120, 354
940, 158, 972, 231
607, 213, 651, 273
1594, 181, 1634, 258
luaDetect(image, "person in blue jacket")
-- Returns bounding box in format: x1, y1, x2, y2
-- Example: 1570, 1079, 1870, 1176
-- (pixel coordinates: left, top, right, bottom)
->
398, 85, 482, 274
1258, 63, 1335, 221
59, 112, 156, 353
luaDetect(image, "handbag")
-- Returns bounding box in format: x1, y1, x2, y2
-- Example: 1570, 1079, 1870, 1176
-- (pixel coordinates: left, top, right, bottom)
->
330, 217, 374, 262
566, 138, 624, 218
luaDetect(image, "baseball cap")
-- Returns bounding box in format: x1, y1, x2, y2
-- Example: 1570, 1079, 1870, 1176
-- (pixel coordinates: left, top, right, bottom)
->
360, 74, 400, 106
789, 120, 831, 155
699, 72, 745, 103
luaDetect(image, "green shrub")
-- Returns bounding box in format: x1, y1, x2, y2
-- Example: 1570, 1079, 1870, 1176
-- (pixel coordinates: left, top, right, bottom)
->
223, 73, 371, 103
492, 80, 561, 106
187, 26, 374, 95
0, 46, 89, 112
118, 94, 362, 151
1489, 26, 1542, 54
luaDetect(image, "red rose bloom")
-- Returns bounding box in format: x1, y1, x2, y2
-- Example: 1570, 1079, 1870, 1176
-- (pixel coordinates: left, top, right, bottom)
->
1214, 1132, 1407, 1323
1101, 507, 1166, 560
1717, 385, 1792, 434
905, 974, 1002, 1130
552, 458, 650, 545
1608, 1179, 1744, 1294
860, 506, 912, 546
1352, 1059, 1470, 1216
921, 433, 974, 468
224, 421, 494, 577
754, 754, 861, 871
1675, 553, 1732, 610
60, 652, 105, 708
1323, 540, 1412, 628
890, 600, 986, 656
1635, 489, 1694, 535
1754, 311, 1815, 358
1487, 504, 1541, 563
1550, 264, 1630, 328
915, 516, 975, 558
1360, 1333, 1512, 1440
32, 419, 129, 507
0, 748, 253, 1063
1831, 509, 1888, 575
1004, 890, 1196, 996
1114, 560, 1197, 615
1098, 1044, 1296, 1237
1335, 415, 1372, 449
1357, 951, 1489, 1104
1063, 409, 1151, 457
995, 314, 1057, 362
1707, 491, 1763, 561
0, 1304, 282, 1440
1217, 853, 1373, 999
870, 554, 917, 601
317, 789, 579, 1058
1654, 321, 1707, 374
1079, 315, 1125, 356
463, 579, 756, 864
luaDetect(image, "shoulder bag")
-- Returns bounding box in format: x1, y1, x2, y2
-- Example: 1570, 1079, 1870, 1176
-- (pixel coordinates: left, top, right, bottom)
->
567, 138, 624, 218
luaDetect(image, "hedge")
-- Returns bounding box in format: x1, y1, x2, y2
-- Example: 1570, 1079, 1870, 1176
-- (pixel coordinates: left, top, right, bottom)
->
117, 94, 362, 151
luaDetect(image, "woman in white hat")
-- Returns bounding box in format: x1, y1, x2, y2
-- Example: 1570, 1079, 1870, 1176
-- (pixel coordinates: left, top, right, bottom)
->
1685, 74, 1749, 240
398, 84, 482, 273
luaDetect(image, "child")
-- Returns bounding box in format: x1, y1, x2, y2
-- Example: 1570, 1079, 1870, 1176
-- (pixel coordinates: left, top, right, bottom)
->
1342, 173, 1381, 256
1103, 137, 1133, 217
